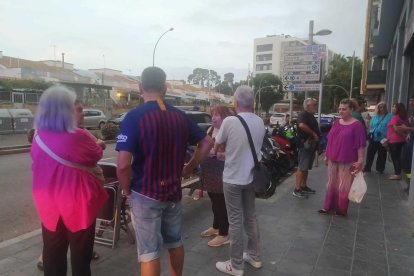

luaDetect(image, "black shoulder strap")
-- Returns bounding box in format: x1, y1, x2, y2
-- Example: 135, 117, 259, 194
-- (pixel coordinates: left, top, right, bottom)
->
236, 115, 260, 169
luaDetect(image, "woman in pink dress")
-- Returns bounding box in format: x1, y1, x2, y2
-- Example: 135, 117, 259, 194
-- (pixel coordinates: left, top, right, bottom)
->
31, 86, 108, 275
386, 103, 409, 180
319, 99, 366, 216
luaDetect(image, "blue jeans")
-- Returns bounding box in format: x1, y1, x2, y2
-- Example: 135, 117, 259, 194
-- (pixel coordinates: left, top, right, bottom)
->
130, 192, 183, 262
223, 182, 261, 270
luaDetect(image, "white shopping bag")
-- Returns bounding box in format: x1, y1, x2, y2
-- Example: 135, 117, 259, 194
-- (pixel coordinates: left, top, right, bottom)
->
348, 172, 367, 203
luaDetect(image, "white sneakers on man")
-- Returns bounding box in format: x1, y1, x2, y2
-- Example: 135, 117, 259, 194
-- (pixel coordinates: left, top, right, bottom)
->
243, 252, 262, 268
216, 260, 243, 276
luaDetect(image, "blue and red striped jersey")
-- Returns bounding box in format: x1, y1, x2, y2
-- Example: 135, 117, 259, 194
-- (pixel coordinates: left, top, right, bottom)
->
116, 101, 206, 202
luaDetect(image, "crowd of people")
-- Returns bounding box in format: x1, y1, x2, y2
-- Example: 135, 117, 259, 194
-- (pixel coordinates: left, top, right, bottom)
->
29, 66, 414, 276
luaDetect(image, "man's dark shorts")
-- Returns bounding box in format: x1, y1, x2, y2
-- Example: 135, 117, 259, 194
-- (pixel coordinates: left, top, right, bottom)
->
298, 147, 316, 171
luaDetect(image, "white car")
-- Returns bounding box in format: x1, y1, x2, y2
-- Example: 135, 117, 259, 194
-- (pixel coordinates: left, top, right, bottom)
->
269, 113, 287, 127
83, 109, 107, 129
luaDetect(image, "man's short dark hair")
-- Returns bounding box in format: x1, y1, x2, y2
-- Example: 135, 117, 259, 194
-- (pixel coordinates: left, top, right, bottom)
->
141, 67, 166, 93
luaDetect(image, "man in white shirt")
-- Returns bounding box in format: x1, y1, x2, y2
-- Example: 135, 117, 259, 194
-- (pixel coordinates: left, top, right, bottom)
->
214, 86, 265, 276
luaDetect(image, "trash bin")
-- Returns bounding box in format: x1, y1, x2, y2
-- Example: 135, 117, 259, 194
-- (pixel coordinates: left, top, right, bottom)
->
8, 109, 34, 134
0, 109, 13, 134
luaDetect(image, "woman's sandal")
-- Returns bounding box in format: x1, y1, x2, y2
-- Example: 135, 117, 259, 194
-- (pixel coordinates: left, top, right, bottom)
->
317, 209, 329, 215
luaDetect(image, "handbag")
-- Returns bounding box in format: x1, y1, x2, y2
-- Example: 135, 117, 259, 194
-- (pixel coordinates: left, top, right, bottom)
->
348, 172, 367, 203
34, 132, 105, 184
236, 115, 271, 195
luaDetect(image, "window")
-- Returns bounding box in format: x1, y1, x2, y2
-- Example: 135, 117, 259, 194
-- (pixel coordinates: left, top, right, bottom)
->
256, 44, 273, 52
256, 64, 272, 71
256, 54, 272, 61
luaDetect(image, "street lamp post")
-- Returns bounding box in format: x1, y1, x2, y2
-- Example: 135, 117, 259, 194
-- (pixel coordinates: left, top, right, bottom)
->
306, 20, 332, 99
152, 27, 174, 66
308, 20, 332, 45
349, 50, 355, 99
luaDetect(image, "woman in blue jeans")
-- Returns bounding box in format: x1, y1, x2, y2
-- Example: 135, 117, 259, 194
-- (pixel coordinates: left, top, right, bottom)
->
363, 102, 391, 174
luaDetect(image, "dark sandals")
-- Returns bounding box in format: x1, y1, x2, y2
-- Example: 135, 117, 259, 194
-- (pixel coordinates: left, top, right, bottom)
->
318, 209, 329, 215
318, 209, 347, 217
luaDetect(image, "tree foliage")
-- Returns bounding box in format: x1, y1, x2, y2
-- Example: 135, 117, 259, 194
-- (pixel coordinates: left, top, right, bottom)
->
0, 79, 52, 91
187, 68, 221, 88
323, 54, 363, 113
252, 74, 284, 114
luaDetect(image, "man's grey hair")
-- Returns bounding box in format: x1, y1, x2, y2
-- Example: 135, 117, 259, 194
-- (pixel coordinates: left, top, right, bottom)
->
234, 85, 254, 108
34, 85, 77, 132
303, 98, 317, 109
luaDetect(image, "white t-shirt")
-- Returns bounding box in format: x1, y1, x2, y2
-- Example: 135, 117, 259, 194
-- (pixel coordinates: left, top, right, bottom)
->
215, 112, 265, 185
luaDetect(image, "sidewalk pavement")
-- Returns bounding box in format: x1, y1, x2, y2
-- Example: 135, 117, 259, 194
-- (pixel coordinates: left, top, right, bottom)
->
0, 134, 30, 148
1, 157, 414, 276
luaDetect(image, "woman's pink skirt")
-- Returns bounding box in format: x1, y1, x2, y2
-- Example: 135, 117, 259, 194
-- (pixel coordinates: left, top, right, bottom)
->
323, 160, 354, 215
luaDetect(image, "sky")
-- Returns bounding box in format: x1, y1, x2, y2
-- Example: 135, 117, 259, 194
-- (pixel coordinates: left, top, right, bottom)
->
0, 0, 368, 81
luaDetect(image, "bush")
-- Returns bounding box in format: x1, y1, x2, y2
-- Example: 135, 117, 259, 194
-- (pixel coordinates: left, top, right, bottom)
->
101, 122, 119, 140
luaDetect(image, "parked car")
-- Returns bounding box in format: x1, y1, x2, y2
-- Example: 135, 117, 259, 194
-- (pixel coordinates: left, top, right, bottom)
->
107, 112, 127, 126
269, 113, 287, 127
83, 109, 107, 129
185, 111, 212, 133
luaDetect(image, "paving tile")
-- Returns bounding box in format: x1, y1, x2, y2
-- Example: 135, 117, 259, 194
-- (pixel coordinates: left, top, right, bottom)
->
389, 265, 414, 276
312, 266, 349, 276
321, 242, 353, 258
274, 259, 314, 274
354, 245, 387, 264
355, 233, 385, 252
0, 257, 25, 274
387, 240, 414, 256
351, 259, 387, 275
316, 250, 352, 271
388, 253, 414, 269
281, 246, 319, 266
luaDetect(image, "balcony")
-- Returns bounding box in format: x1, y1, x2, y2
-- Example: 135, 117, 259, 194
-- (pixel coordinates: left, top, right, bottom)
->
366, 70, 387, 85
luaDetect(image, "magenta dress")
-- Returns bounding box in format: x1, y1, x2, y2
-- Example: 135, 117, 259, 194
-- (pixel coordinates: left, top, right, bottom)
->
324, 120, 366, 215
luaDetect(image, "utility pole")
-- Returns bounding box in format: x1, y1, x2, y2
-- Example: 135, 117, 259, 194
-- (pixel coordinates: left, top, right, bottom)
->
349, 51, 355, 99
61, 52, 65, 69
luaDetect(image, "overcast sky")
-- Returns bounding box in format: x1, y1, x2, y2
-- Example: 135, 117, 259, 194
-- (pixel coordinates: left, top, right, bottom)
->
0, 0, 367, 81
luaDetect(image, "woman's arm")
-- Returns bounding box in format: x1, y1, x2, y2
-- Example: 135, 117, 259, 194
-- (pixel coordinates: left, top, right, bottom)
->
353, 147, 365, 173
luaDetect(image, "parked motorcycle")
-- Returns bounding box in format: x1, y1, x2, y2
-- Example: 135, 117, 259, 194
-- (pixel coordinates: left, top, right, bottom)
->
271, 123, 299, 170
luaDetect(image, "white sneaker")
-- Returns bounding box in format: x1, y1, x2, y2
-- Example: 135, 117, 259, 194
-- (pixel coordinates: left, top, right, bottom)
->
216, 260, 244, 276
243, 252, 262, 269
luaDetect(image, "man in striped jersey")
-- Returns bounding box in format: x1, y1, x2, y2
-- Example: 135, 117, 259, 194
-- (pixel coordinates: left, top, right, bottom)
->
116, 67, 213, 276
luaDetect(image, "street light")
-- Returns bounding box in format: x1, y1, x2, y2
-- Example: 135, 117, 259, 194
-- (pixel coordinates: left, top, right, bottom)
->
254, 85, 275, 115
152, 27, 174, 66
308, 20, 332, 45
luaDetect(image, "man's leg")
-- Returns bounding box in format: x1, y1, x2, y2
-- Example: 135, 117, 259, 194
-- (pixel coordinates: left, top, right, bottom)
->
162, 201, 184, 276
242, 184, 261, 263
223, 182, 244, 270
300, 171, 309, 188
130, 193, 164, 276
295, 169, 303, 190
141, 259, 161, 276
167, 246, 184, 276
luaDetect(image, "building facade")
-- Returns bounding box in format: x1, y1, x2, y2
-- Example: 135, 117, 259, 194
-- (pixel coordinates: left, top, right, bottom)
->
363, 0, 414, 208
